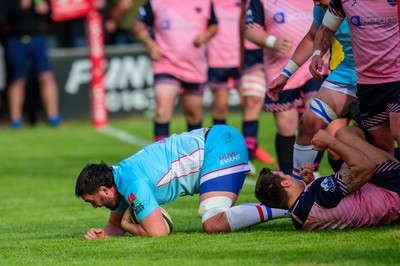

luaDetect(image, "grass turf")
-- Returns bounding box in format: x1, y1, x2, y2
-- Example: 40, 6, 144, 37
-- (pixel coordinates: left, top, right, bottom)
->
1, 113, 399, 265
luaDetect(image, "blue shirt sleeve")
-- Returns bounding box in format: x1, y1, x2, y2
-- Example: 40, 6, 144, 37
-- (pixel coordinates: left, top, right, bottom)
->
136, 0, 154, 26
313, 6, 325, 28
246, 0, 264, 26
124, 180, 160, 221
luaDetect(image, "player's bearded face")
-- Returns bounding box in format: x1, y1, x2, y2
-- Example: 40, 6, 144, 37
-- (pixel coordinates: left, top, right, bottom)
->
102, 195, 119, 210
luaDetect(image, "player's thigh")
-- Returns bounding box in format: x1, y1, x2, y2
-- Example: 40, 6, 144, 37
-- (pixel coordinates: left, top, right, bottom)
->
154, 83, 180, 112
315, 87, 358, 117
273, 108, 299, 135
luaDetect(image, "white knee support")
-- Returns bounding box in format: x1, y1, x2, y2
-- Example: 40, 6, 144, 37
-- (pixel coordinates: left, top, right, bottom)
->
309, 98, 338, 124
240, 74, 266, 97
198, 196, 232, 223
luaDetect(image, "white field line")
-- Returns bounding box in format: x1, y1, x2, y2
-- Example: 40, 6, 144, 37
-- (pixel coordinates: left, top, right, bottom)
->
98, 125, 255, 186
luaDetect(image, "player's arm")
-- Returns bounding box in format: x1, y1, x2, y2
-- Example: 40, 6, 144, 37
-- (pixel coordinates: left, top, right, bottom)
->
309, 10, 343, 80
311, 129, 376, 195
134, 2, 162, 60
194, 3, 218, 47
267, 23, 318, 101
121, 206, 169, 236
84, 210, 125, 240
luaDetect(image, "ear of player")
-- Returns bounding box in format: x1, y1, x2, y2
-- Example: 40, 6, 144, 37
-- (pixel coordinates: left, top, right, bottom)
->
130, 206, 174, 234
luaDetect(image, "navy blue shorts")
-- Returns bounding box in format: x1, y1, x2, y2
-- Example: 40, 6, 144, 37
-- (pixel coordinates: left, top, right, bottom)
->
243, 49, 263, 73
370, 161, 400, 196
357, 81, 400, 130
154, 73, 205, 95
264, 77, 326, 112
207, 67, 240, 90
5, 34, 51, 80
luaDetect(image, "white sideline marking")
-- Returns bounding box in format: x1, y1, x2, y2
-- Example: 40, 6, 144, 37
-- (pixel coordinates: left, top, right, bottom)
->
98, 126, 255, 187
99, 126, 152, 147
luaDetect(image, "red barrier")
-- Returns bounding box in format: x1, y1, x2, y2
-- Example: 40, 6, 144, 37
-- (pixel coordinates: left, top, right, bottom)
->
86, 10, 108, 129
50, 0, 93, 22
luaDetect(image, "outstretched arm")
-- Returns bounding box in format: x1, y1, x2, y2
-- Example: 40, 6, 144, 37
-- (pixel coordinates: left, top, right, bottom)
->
267, 23, 318, 101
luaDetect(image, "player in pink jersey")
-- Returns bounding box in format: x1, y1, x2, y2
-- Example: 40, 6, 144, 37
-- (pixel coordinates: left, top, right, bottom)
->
268, 0, 357, 178
245, 0, 329, 175
207, 0, 241, 127
255, 126, 400, 231
239, 0, 275, 175
134, 0, 218, 141
310, 0, 400, 156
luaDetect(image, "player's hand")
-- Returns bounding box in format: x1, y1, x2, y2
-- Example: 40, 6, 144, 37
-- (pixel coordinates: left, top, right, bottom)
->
121, 208, 134, 228
273, 37, 292, 53
267, 74, 288, 101
84, 228, 106, 240
311, 129, 334, 151
300, 163, 315, 184
309, 55, 324, 80
148, 42, 163, 61
193, 32, 210, 47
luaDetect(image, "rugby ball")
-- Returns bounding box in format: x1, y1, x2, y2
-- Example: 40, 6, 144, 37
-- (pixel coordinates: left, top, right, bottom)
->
130, 206, 174, 234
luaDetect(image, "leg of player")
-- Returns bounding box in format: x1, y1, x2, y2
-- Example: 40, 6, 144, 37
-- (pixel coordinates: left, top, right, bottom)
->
211, 88, 229, 125
181, 91, 204, 131
240, 71, 274, 164
274, 108, 298, 175
153, 81, 180, 141
293, 87, 357, 178
198, 172, 289, 233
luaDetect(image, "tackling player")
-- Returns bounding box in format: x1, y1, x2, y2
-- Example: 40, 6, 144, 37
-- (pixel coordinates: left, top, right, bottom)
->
255, 126, 400, 231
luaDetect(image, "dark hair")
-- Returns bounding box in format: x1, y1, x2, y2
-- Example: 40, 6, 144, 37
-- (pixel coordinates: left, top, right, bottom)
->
75, 162, 115, 197
254, 168, 289, 209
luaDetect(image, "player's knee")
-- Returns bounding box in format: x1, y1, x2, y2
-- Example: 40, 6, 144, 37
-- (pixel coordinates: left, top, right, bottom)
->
198, 196, 232, 233
309, 98, 338, 125
202, 212, 230, 233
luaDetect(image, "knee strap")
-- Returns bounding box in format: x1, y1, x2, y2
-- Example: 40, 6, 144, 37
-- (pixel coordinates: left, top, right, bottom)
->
198, 196, 232, 223
240, 74, 266, 97
309, 98, 338, 124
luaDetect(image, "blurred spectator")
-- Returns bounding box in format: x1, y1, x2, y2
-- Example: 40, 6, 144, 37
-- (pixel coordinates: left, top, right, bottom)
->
3, 0, 61, 128
107, 0, 146, 45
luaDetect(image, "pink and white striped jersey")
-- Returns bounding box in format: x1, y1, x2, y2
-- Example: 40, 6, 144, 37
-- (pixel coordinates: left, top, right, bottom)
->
291, 161, 400, 231
328, 0, 400, 84
246, 0, 329, 90
136, 0, 217, 83
208, 0, 241, 68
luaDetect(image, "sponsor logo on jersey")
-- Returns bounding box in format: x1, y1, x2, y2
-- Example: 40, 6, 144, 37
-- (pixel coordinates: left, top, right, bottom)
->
195, 6, 203, 13
159, 20, 171, 30
128, 193, 145, 214
219, 151, 240, 165
321, 177, 336, 192
350, 15, 398, 26
273, 11, 312, 24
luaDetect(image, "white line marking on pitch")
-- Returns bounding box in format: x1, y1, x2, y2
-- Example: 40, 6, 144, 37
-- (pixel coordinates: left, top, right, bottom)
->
98, 125, 255, 186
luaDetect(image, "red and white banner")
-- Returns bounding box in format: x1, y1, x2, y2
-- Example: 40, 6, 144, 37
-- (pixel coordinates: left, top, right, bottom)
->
86, 10, 108, 129
50, 0, 93, 22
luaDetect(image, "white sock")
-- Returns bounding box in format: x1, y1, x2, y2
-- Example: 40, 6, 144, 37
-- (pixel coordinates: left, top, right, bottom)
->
225, 203, 289, 231
293, 143, 318, 179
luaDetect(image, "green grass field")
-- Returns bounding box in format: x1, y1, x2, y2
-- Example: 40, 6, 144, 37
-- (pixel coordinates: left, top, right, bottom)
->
1, 112, 399, 266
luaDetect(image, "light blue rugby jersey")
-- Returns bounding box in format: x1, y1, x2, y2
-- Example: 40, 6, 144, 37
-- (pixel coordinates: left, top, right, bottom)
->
313, 6, 354, 66
112, 128, 205, 220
